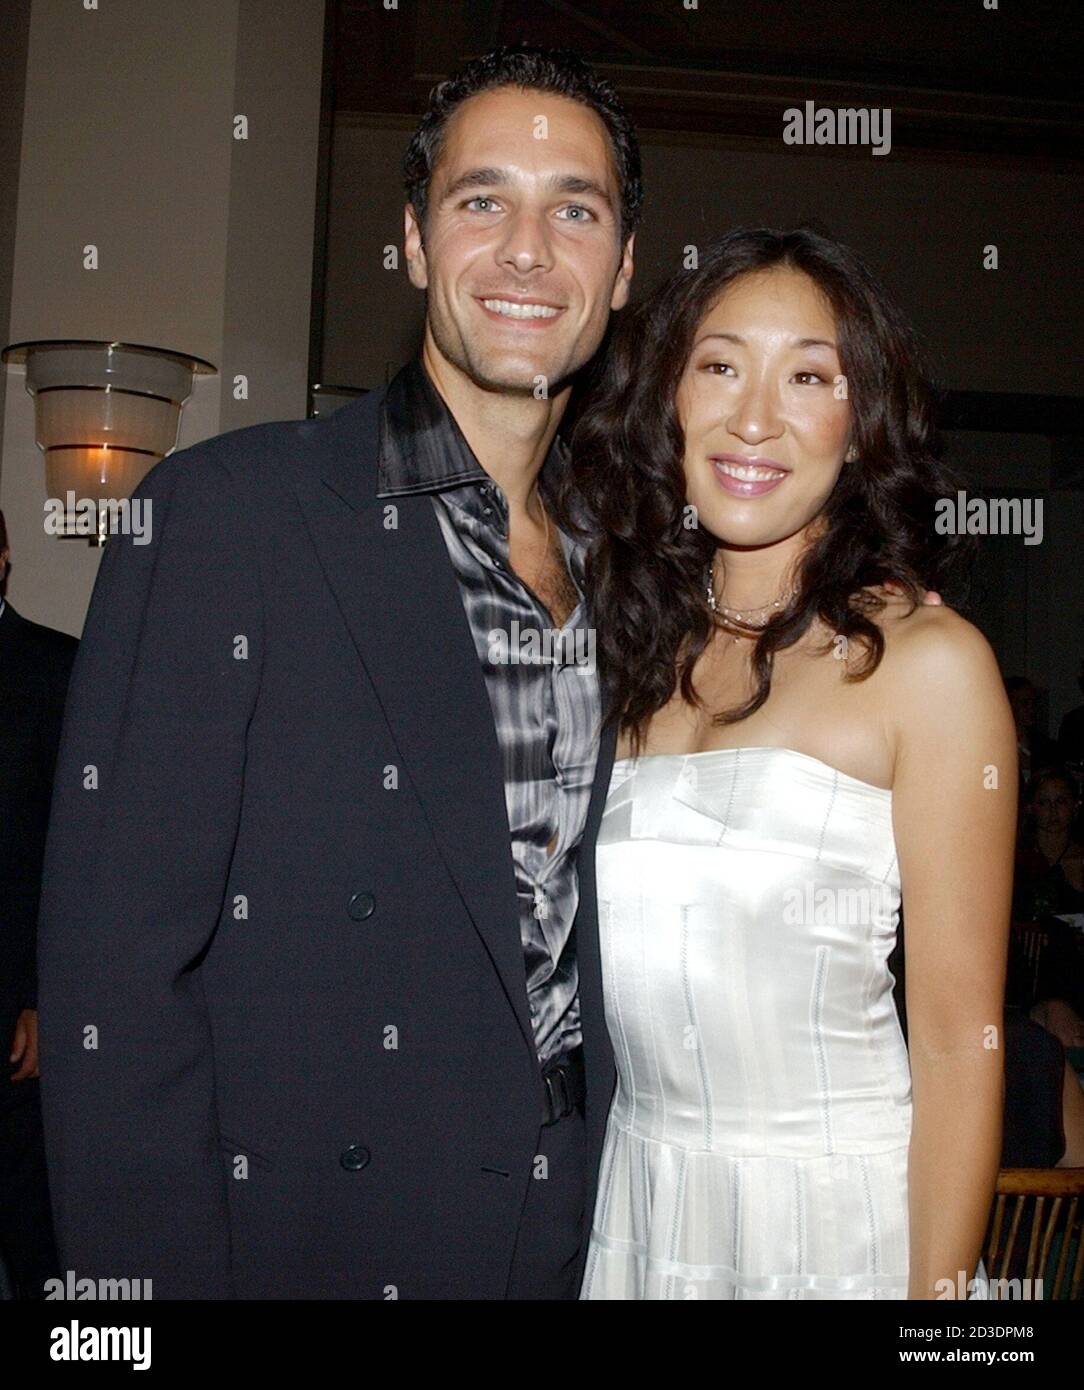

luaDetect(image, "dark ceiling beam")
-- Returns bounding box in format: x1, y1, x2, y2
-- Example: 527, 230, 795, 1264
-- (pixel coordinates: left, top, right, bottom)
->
330, 1, 1082, 161
542, 0, 657, 61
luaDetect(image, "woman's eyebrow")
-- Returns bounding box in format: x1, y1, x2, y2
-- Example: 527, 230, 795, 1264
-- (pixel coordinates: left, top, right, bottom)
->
692, 333, 838, 350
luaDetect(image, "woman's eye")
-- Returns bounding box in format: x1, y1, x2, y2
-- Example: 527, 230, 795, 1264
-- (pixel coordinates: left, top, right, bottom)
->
557, 204, 594, 222
703, 363, 734, 376
794, 371, 825, 384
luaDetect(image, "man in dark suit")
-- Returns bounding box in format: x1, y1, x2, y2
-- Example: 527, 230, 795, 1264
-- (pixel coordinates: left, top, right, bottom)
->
38, 44, 633, 1299
0, 509, 75, 1297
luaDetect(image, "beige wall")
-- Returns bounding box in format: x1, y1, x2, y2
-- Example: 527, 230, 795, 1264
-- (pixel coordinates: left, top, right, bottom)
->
0, 0, 32, 466
0, 0, 325, 637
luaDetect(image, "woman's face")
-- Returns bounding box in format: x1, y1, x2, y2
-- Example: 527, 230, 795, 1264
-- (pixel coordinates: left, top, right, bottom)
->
675, 266, 852, 549
1031, 779, 1078, 836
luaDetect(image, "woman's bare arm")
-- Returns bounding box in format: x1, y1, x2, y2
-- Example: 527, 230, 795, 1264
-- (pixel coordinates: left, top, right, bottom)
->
886, 606, 1018, 1299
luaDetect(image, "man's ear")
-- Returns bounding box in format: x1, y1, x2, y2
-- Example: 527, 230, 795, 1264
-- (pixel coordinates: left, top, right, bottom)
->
610, 232, 635, 311
404, 204, 429, 290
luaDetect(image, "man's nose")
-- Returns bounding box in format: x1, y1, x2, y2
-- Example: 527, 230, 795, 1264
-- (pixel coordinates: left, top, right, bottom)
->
496, 208, 553, 277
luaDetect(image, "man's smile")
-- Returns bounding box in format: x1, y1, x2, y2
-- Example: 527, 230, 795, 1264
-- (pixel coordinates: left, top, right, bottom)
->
476, 295, 566, 324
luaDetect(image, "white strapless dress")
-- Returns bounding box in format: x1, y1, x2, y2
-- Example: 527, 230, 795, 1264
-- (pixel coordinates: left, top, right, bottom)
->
581, 746, 987, 1301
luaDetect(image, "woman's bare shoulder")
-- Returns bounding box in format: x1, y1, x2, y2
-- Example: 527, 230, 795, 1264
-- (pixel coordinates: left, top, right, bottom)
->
875, 591, 987, 655
860, 591, 1009, 725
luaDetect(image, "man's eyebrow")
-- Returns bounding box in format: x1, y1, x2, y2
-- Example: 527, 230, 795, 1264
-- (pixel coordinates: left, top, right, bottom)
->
544, 174, 614, 208
441, 167, 509, 200
440, 167, 615, 210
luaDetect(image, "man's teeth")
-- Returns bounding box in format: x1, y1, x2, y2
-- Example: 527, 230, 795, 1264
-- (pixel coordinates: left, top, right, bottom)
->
717, 460, 786, 481
481, 299, 560, 319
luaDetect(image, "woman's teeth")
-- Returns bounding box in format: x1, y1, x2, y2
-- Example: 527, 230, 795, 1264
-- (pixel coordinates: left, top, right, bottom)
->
716, 460, 786, 481
481, 299, 560, 319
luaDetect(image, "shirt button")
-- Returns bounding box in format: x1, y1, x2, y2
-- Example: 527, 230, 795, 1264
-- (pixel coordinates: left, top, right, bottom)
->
340, 1144, 371, 1171
348, 891, 376, 921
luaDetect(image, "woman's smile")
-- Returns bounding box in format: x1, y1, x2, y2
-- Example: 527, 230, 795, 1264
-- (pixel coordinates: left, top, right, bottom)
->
710, 453, 791, 497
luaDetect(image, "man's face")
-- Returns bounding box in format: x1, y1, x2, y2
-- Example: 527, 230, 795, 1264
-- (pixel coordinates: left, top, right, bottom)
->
405, 85, 634, 395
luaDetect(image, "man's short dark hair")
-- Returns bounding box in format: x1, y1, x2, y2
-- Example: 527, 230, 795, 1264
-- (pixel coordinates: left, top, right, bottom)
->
403, 42, 643, 247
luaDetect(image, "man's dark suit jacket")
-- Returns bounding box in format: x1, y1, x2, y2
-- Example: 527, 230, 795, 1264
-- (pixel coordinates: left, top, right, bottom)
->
37, 387, 619, 1299
0, 601, 77, 1064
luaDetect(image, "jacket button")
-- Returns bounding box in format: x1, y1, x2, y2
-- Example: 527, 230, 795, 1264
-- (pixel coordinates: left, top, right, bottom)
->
348, 891, 376, 921
340, 1145, 371, 1171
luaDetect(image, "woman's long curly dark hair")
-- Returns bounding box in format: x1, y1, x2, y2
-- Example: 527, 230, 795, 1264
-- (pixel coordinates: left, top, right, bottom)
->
556, 226, 974, 754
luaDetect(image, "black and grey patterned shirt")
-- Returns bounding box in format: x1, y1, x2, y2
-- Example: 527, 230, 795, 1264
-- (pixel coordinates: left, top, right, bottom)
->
377, 359, 600, 1069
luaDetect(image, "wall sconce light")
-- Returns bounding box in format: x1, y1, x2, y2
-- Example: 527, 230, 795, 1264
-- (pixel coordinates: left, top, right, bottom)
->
1, 339, 215, 545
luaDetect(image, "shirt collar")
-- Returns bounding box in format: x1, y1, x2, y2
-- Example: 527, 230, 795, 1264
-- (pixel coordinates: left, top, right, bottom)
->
376, 357, 572, 511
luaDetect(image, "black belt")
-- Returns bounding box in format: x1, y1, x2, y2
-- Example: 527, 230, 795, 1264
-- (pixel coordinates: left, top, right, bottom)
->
540, 1046, 585, 1126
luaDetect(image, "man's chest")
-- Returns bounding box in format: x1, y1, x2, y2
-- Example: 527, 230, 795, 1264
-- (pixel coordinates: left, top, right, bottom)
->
523, 553, 580, 630
507, 521, 580, 631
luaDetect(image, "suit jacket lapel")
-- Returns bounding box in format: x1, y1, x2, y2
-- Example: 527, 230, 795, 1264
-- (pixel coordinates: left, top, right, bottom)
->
293, 390, 537, 1063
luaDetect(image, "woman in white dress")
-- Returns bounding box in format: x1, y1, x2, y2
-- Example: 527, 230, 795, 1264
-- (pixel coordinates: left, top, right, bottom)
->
563, 228, 1016, 1299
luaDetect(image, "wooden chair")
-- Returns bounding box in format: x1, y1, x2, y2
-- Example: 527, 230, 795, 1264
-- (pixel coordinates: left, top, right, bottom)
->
984, 1169, 1084, 1299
